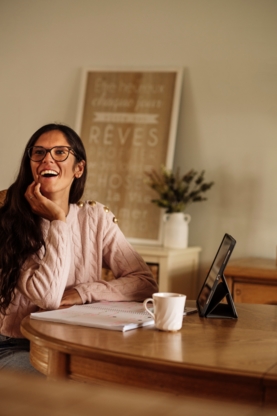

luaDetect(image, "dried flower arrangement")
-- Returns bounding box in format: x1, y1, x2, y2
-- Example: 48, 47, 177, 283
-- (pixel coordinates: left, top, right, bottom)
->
145, 166, 214, 214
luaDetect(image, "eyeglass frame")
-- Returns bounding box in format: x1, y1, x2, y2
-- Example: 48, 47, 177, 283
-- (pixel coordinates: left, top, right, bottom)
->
27, 146, 77, 162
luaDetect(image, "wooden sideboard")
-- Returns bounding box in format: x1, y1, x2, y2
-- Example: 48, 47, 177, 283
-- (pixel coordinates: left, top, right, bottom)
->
225, 257, 277, 304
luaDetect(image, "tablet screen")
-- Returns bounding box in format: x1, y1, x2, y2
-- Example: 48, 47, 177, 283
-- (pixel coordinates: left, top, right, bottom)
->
197, 234, 236, 315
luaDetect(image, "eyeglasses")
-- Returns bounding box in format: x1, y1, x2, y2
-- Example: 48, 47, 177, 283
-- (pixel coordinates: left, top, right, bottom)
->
27, 146, 76, 162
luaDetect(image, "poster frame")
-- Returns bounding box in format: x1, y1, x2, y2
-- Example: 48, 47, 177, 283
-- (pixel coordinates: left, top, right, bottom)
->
75, 66, 183, 245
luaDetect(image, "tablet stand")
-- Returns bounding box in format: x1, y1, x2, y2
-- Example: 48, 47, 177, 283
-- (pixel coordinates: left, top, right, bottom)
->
205, 276, 238, 319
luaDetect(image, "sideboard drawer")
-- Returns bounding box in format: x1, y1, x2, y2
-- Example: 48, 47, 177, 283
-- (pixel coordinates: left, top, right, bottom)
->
233, 281, 277, 304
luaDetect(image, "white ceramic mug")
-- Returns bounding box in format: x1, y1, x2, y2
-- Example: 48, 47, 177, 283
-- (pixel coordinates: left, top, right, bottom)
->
143, 292, 186, 331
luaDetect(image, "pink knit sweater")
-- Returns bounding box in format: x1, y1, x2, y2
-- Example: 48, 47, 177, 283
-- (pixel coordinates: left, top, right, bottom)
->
0, 201, 158, 338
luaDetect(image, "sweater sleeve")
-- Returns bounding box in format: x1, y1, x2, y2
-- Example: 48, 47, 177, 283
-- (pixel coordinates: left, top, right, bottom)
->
17, 220, 71, 310
74, 208, 158, 303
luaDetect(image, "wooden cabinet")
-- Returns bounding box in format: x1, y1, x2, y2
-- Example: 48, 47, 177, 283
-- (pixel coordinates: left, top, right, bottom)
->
133, 245, 201, 299
224, 257, 277, 305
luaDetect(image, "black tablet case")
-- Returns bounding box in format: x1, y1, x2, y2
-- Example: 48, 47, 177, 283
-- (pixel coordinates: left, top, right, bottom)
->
204, 275, 237, 318
197, 233, 238, 319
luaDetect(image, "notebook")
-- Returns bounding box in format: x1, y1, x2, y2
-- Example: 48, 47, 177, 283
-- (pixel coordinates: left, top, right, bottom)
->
31, 301, 155, 332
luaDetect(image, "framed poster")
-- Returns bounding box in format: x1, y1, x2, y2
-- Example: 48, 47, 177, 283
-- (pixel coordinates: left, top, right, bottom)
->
75, 67, 183, 245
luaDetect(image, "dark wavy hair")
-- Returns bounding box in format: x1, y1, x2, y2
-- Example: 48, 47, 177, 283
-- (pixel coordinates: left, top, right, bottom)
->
0, 123, 87, 314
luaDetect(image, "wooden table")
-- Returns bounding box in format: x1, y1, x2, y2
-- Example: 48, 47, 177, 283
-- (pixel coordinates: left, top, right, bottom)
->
225, 257, 277, 304
21, 302, 277, 408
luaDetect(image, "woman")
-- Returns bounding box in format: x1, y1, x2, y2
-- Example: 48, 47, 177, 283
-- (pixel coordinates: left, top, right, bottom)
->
0, 123, 158, 373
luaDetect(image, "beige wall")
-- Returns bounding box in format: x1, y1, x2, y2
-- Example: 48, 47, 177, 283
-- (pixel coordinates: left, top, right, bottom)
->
0, 0, 277, 286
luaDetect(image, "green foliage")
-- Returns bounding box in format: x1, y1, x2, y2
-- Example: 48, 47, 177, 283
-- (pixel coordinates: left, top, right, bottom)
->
144, 166, 214, 213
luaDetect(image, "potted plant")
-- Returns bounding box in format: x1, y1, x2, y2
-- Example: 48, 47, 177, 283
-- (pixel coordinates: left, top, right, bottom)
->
144, 166, 214, 248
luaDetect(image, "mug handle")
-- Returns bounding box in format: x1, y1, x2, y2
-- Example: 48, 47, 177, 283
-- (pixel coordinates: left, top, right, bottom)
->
143, 298, 155, 319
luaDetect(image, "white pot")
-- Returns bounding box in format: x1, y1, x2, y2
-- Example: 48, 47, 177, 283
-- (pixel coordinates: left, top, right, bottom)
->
163, 212, 191, 249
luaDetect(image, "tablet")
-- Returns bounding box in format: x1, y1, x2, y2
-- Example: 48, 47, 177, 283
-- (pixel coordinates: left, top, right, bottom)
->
197, 233, 237, 318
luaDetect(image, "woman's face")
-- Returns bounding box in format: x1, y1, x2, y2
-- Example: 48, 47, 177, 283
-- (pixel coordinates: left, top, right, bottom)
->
30, 130, 85, 199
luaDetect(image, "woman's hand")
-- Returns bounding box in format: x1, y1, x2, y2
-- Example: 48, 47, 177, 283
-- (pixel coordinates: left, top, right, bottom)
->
25, 182, 66, 222
60, 288, 83, 307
